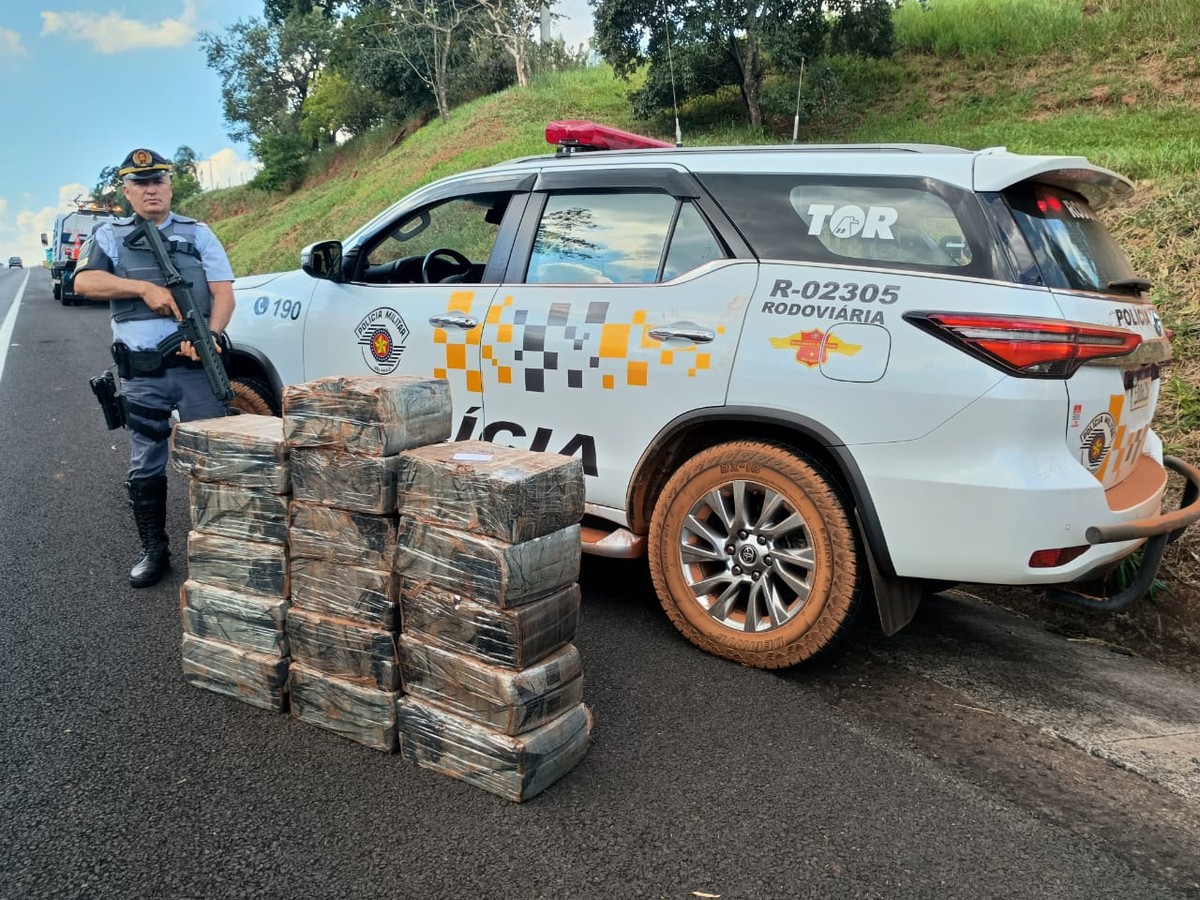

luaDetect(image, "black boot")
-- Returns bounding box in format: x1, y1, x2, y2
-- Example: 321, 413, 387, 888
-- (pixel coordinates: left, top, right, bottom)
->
127, 476, 171, 588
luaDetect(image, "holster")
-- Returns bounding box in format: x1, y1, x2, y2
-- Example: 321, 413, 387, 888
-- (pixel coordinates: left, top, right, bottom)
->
89, 370, 126, 430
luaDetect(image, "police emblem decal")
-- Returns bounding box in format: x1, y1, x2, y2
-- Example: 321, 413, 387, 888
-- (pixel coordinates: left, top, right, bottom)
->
1079, 412, 1116, 471
355, 307, 409, 374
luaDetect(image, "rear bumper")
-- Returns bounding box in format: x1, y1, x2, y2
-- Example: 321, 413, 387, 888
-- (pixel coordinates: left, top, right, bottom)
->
1085, 455, 1200, 544
1045, 455, 1199, 611
852, 410, 1194, 586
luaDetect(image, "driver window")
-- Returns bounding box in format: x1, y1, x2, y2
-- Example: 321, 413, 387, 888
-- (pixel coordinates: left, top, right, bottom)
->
359, 192, 510, 284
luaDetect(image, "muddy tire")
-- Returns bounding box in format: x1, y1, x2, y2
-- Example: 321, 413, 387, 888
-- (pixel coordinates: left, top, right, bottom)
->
648, 441, 862, 669
229, 377, 278, 416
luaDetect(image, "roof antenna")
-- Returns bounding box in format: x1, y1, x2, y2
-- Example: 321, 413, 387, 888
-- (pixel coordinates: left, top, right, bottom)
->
791, 57, 806, 145
661, 0, 683, 147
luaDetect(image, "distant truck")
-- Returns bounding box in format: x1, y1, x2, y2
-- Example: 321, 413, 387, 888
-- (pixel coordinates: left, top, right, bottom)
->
41, 201, 120, 305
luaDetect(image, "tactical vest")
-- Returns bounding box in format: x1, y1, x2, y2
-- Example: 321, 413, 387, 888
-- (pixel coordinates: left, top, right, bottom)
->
109, 215, 214, 323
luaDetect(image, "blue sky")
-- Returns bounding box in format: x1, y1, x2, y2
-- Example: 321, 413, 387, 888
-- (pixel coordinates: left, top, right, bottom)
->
0, 0, 592, 269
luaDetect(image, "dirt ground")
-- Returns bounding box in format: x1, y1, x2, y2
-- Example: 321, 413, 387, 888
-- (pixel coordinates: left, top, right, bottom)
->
966, 536, 1200, 676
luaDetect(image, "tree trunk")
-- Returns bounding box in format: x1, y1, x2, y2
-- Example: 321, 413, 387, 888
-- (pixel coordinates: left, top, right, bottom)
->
742, 30, 763, 128
434, 27, 451, 121
513, 39, 530, 87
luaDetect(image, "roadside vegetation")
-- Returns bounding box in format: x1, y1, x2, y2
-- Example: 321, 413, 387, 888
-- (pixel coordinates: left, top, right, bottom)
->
183, 0, 1200, 670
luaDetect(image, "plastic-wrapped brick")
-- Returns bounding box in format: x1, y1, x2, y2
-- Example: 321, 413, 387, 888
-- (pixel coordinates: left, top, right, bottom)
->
171, 414, 289, 493
180, 580, 289, 656
289, 663, 398, 752
287, 500, 397, 570
397, 697, 592, 802
181, 633, 289, 712
282, 374, 451, 456
290, 558, 399, 630
189, 480, 289, 546
395, 518, 580, 608
399, 635, 583, 735
401, 583, 580, 670
291, 448, 400, 515
187, 532, 289, 599
286, 607, 399, 691
395, 441, 584, 543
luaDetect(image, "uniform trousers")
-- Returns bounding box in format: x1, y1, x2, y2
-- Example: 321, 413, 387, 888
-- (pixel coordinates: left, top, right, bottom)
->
122, 366, 227, 479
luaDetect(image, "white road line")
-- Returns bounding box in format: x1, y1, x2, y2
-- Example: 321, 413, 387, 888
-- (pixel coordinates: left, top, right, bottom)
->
0, 270, 30, 385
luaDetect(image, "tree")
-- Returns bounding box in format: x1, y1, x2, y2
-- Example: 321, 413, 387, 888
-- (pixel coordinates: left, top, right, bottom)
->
92, 166, 123, 211
171, 145, 203, 203
593, 0, 890, 127
300, 70, 386, 144
200, 9, 339, 145
354, 0, 482, 121
473, 0, 551, 87
264, 0, 342, 25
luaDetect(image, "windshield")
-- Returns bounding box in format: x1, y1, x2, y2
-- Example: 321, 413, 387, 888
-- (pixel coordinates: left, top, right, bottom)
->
1004, 184, 1138, 295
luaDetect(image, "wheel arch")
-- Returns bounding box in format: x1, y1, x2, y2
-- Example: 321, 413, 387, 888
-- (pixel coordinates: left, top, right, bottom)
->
628, 406, 897, 579
225, 345, 284, 407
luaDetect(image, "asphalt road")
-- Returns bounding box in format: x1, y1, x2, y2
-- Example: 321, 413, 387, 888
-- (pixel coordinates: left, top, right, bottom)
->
1, 266, 1197, 900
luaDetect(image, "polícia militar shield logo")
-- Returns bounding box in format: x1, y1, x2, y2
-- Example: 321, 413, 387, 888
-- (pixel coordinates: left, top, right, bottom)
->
355, 307, 409, 374
1080, 412, 1116, 471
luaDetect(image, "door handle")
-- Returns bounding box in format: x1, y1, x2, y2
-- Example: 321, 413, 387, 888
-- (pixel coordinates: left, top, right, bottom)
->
648, 324, 715, 343
428, 314, 478, 329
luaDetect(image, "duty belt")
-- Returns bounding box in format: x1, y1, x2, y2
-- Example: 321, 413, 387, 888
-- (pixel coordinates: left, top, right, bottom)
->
111, 341, 200, 380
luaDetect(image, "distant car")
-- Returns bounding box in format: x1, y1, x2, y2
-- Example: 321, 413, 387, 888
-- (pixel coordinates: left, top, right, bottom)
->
7, 257, 21, 268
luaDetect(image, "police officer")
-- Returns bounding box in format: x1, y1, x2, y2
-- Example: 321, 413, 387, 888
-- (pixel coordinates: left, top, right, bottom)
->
74, 148, 235, 588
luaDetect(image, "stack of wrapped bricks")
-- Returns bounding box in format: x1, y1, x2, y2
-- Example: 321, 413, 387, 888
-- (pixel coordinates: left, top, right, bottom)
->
171, 415, 292, 711
393, 439, 593, 802
282, 375, 452, 753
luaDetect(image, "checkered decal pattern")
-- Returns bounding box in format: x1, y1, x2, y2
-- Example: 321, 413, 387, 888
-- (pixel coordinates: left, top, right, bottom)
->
434, 293, 720, 394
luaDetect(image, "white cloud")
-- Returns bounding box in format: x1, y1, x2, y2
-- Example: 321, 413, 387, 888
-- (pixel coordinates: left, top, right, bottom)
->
0, 27, 26, 61
41, 1, 197, 54
1, 183, 93, 270
197, 148, 261, 192
57, 182, 93, 209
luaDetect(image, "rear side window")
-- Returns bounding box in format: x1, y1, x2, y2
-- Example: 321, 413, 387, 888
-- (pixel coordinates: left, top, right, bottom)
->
1004, 185, 1137, 295
700, 174, 988, 276
525, 192, 725, 284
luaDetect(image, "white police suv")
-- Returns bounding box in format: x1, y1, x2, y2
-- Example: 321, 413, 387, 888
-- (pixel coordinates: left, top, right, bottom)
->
224, 121, 1200, 668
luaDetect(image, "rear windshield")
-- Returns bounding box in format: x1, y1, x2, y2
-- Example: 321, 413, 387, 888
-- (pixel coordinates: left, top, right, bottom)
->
61, 212, 115, 240
1004, 185, 1137, 295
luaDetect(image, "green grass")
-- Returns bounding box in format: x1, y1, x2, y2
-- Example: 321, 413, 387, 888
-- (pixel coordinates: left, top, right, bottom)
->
895, 0, 1085, 58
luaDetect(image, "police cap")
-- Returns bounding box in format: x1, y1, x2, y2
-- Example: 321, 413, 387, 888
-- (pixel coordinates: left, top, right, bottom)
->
118, 148, 172, 182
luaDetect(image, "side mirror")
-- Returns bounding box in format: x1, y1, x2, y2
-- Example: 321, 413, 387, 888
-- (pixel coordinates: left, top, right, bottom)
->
301, 240, 344, 281
40, 233, 48, 246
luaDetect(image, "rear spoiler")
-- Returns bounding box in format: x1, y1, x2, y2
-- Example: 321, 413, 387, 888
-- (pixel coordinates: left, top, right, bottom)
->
972, 149, 1134, 209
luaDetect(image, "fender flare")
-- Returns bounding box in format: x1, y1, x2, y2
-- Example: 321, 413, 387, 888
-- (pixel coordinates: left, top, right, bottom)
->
225, 343, 285, 402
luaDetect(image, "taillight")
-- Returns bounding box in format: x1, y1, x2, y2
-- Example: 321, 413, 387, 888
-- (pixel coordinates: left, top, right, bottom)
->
904, 312, 1141, 378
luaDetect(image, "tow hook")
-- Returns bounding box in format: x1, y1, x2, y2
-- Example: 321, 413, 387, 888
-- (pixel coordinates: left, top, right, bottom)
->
1047, 455, 1200, 612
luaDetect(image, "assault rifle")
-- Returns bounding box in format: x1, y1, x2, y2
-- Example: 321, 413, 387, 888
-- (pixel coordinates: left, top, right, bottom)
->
124, 216, 233, 404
